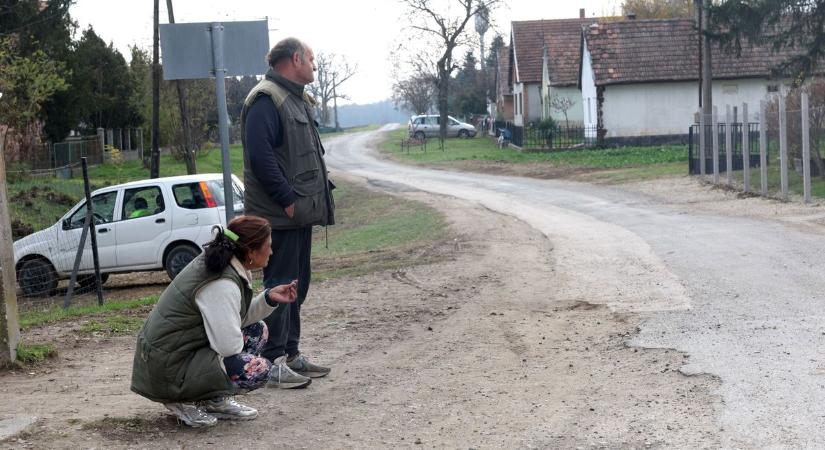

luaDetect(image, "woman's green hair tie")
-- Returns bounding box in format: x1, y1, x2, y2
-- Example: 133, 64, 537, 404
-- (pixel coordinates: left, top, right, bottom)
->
224, 228, 240, 242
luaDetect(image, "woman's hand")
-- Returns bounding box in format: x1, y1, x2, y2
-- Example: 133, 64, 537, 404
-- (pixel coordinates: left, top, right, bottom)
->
267, 280, 298, 304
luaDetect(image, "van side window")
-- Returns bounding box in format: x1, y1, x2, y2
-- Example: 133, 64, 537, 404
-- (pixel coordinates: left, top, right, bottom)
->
66, 191, 118, 229
122, 186, 163, 220
173, 181, 226, 209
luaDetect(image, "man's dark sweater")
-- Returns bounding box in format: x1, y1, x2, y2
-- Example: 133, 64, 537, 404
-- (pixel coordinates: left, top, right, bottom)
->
244, 96, 297, 208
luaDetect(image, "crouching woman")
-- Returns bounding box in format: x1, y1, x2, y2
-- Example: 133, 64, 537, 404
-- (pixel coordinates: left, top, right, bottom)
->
131, 215, 297, 427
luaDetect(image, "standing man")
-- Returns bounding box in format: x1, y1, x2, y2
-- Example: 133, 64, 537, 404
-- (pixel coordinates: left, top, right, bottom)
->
241, 37, 335, 389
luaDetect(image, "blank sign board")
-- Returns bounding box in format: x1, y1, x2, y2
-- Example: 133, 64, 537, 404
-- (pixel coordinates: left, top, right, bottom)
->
159, 20, 269, 80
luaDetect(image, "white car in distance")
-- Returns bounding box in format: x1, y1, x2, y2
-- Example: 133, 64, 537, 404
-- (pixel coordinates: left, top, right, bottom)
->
13, 173, 244, 297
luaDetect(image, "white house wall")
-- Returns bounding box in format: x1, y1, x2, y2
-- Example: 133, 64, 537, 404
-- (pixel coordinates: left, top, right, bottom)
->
601, 79, 774, 137
526, 83, 542, 124
513, 82, 524, 126
547, 86, 584, 126
581, 40, 598, 136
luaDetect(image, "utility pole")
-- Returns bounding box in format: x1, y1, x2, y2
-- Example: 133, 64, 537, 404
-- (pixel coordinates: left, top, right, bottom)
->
166, 0, 197, 175
151, 0, 161, 178
695, 0, 703, 108
701, 0, 713, 125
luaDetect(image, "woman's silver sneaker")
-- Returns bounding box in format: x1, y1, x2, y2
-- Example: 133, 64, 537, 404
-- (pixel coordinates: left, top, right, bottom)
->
202, 396, 258, 420
164, 402, 217, 428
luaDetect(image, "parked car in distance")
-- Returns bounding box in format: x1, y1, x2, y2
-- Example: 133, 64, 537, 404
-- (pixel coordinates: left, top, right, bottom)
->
408, 114, 477, 139
13, 173, 245, 297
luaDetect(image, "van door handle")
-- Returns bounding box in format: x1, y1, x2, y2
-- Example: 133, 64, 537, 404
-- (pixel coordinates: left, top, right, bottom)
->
155, 218, 166, 224
97, 227, 109, 233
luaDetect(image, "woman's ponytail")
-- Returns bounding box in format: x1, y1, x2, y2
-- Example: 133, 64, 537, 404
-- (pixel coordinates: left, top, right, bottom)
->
201, 216, 271, 273
203, 225, 239, 272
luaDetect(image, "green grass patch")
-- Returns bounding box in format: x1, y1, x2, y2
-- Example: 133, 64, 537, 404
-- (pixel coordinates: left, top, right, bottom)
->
311, 179, 449, 281
381, 128, 688, 174
16, 342, 57, 364
79, 315, 145, 334
20, 296, 158, 330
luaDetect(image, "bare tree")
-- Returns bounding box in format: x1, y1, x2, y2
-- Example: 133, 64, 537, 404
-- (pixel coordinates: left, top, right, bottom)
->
400, 0, 501, 141
622, 0, 694, 18
307, 53, 356, 128
392, 74, 436, 114
549, 94, 575, 127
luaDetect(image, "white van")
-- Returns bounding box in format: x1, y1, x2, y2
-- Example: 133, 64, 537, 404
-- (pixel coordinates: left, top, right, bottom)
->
13, 173, 244, 296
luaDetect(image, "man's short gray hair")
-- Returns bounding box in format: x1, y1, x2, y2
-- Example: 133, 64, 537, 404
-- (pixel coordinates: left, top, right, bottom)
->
267, 37, 305, 67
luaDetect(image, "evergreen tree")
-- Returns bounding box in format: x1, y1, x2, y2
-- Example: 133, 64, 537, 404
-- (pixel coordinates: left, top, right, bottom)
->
711, 0, 825, 79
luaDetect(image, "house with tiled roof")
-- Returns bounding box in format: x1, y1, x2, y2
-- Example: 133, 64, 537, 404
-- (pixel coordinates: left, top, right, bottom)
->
579, 18, 797, 143
493, 45, 514, 123
510, 13, 596, 127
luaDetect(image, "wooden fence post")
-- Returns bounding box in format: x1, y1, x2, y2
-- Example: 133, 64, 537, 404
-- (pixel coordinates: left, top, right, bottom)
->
0, 138, 21, 365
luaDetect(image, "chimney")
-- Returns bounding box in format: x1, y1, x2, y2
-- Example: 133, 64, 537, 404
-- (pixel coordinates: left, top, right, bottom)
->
627, 12, 637, 20
580, 8, 585, 19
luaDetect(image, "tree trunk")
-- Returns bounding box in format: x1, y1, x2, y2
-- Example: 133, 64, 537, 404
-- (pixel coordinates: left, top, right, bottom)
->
333, 77, 340, 131
438, 76, 449, 141
150, 0, 161, 179
167, 0, 197, 175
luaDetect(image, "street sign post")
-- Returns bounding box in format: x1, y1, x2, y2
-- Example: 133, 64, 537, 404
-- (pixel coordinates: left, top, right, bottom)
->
160, 20, 269, 224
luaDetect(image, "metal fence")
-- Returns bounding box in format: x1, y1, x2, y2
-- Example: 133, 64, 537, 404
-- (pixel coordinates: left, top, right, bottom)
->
690, 96, 825, 203
53, 136, 105, 168
494, 120, 598, 151
688, 123, 763, 175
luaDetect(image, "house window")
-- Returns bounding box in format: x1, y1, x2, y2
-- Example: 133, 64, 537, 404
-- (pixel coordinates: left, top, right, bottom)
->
766, 84, 779, 93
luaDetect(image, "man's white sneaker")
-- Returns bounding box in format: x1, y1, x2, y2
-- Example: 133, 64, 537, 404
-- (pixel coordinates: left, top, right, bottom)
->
267, 355, 312, 389
164, 402, 217, 428
202, 396, 258, 420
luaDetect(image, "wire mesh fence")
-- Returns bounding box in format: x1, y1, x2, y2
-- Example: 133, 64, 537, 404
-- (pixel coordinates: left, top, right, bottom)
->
6, 159, 106, 303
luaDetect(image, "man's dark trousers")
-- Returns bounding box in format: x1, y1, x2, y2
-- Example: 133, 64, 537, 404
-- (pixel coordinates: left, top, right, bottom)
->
260, 226, 312, 362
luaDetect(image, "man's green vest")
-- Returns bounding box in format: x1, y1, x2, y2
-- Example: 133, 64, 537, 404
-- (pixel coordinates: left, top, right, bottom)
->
241, 70, 335, 229
130, 254, 252, 403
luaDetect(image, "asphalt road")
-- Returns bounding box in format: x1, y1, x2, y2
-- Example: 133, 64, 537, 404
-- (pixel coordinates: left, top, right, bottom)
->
324, 126, 825, 448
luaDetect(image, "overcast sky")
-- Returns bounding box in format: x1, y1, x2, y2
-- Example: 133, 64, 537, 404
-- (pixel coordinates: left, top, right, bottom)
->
71, 0, 620, 104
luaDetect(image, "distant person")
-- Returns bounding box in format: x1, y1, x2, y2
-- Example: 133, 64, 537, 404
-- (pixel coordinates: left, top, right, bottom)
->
241, 37, 336, 389
131, 215, 299, 427
129, 197, 150, 219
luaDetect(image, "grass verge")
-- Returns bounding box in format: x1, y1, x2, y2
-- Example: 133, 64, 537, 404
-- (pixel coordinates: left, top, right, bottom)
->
16, 342, 58, 365
80, 315, 145, 335
20, 296, 158, 330
311, 179, 449, 281
379, 128, 688, 181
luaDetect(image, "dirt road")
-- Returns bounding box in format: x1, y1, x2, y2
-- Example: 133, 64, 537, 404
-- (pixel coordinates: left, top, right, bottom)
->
4, 126, 824, 448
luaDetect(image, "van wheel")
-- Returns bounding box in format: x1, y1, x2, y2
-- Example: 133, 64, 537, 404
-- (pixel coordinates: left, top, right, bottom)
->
165, 244, 200, 280
458, 129, 470, 138
414, 131, 425, 141
17, 258, 58, 297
